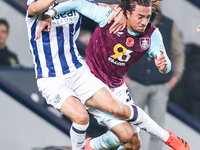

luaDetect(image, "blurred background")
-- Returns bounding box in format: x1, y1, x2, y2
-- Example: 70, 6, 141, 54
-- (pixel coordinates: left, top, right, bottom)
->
0, 0, 200, 150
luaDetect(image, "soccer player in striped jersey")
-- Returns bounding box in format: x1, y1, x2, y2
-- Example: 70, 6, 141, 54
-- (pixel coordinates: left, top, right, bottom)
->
26, 0, 141, 149
39, 0, 191, 150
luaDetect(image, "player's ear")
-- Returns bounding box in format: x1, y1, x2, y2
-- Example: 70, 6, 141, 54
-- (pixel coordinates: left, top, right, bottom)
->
126, 10, 131, 19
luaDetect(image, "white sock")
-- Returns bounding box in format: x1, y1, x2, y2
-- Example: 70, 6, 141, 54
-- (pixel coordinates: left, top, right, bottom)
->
90, 130, 123, 149
132, 106, 169, 142
70, 122, 89, 150
126, 104, 138, 121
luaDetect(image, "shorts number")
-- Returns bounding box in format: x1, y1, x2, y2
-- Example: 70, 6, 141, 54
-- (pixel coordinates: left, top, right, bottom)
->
126, 89, 132, 102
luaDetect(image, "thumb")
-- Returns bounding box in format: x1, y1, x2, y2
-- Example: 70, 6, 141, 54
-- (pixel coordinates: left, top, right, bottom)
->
160, 50, 164, 55
154, 54, 157, 60
47, 24, 51, 32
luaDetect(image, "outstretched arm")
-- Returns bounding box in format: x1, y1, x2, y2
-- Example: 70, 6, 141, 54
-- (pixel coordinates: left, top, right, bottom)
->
28, 0, 56, 16
34, 0, 126, 40
52, 0, 113, 27
148, 28, 171, 73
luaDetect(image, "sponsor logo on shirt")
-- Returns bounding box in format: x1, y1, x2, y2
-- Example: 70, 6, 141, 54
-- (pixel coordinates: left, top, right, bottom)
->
108, 43, 133, 66
51, 10, 78, 27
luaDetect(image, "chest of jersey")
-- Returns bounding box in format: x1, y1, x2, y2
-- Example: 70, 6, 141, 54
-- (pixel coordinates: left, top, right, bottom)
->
98, 23, 155, 70
106, 33, 150, 67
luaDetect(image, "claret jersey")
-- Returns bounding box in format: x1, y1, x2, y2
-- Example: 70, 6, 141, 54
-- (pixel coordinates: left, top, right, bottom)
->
33, 0, 171, 87
86, 23, 156, 88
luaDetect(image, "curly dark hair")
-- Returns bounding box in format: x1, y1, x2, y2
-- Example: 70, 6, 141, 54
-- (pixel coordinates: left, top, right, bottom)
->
116, 0, 162, 18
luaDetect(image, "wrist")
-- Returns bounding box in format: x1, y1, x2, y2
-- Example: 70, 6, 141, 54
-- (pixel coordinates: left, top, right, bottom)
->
44, 9, 56, 17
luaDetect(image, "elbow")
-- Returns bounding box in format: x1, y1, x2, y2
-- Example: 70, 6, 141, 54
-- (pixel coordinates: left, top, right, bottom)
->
28, 5, 42, 16
30, 8, 40, 16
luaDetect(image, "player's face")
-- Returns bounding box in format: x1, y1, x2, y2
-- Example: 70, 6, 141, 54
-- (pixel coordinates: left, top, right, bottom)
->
126, 4, 151, 33
0, 24, 8, 45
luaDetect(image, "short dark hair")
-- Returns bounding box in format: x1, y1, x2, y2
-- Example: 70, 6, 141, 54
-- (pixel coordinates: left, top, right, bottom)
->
0, 19, 9, 32
118, 0, 161, 18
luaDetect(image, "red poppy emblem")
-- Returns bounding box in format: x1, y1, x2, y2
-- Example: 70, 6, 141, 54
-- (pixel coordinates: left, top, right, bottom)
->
126, 38, 134, 47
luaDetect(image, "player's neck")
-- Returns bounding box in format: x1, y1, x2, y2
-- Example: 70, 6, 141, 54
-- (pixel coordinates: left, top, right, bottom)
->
127, 27, 140, 36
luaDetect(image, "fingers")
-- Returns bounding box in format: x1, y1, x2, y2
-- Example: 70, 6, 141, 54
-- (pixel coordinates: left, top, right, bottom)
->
154, 54, 157, 60
109, 23, 123, 34
34, 15, 51, 41
154, 50, 168, 72
108, 13, 116, 24
154, 50, 166, 64
110, 23, 126, 34
157, 51, 167, 66
34, 28, 42, 41
108, 9, 126, 34
160, 50, 164, 53
47, 23, 51, 32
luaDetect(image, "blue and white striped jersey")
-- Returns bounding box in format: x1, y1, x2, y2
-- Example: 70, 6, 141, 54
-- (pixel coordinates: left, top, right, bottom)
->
25, 0, 84, 78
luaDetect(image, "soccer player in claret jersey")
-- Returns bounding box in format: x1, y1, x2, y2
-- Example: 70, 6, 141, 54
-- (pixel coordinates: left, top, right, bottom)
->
35, 0, 190, 150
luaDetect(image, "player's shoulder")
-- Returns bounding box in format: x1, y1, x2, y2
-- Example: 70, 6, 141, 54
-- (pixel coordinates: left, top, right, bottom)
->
144, 23, 157, 36
147, 22, 157, 30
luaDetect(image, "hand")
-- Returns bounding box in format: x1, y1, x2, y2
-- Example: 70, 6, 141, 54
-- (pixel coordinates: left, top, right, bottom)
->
108, 9, 126, 34
197, 25, 200, 32
34, 14, 51, 41
154, 50, 168, 73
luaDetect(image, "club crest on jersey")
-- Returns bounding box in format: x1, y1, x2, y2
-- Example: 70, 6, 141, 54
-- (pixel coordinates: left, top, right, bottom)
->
140, 37, 150, 50
53, 94, 61, 103
126, 37, 134, 47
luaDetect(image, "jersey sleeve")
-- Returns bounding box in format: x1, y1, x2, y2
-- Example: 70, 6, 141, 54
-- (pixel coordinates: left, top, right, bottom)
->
53, 0, 115, 27
147, 28, 171, 73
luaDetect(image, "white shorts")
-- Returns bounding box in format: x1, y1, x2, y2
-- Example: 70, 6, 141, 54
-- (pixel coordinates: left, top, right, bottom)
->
88, 83, 140, 133
37, 63, 106, 109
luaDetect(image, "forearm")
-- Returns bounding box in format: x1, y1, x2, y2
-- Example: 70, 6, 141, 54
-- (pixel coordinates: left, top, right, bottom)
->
28, 0, 56, 16
49, 0, 113, 27
150, 29, 172, 74
53, 0, 80, 15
